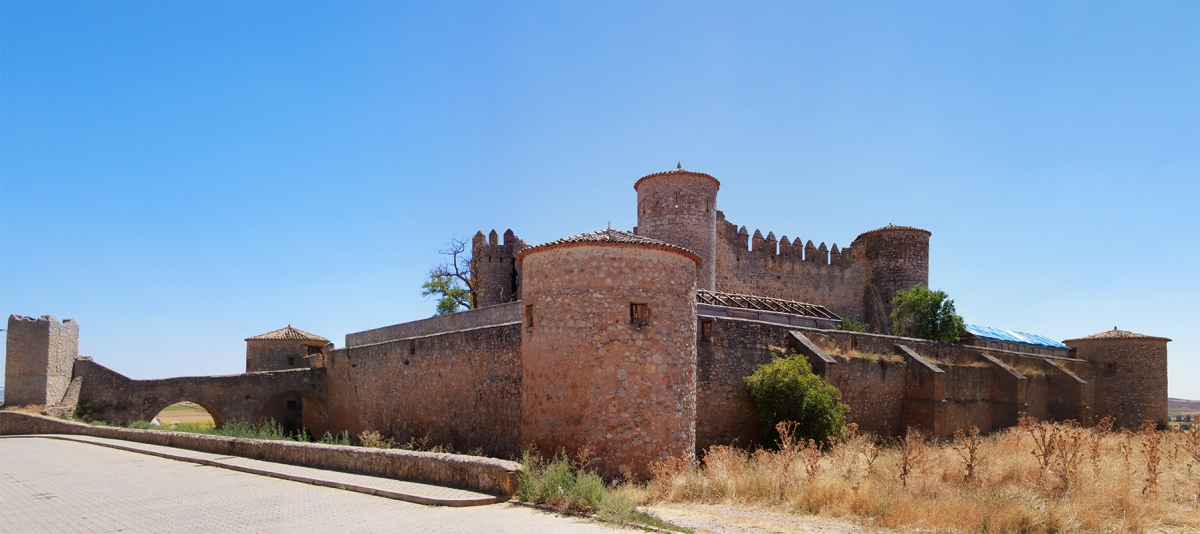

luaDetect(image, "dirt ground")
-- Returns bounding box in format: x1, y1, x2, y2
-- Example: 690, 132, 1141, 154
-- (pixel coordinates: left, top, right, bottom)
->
154, 403, 215, 425
648, 504, 891, 534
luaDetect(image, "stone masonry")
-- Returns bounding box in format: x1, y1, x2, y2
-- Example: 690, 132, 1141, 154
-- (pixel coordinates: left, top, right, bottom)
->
3, 166, 1171, 478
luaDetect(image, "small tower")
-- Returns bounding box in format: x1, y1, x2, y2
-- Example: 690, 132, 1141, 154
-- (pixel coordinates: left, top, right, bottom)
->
245, 326, 330, 373
1064, 328, 1170, 429
3, 315, 78, 406
851, 224, 931, 334
471, 229, 526, 307
518, 229, 700, 478
634, 164, 720, 290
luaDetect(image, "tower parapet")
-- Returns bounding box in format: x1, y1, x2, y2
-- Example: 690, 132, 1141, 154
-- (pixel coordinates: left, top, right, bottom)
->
634, 164, 720, 290
471, 229, 526, 307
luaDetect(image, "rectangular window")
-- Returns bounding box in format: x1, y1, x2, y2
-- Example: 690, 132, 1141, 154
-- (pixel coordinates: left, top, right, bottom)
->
287, 357, 297, 366
701, 319, 712, 341
307, 345, 322, 355
525, 304, 534, 328
630, 303, 649, 327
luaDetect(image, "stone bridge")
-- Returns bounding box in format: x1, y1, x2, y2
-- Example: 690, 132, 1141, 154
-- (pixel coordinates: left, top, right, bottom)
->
71, 358, 328, 436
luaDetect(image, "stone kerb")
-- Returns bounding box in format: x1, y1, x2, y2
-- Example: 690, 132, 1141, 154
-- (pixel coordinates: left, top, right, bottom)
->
0, 412, 521, 497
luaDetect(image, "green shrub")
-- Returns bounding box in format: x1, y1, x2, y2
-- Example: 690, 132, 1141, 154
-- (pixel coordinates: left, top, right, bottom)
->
835, 315, 871, 333
743, 351, 849, 447
127, 420, 160, 430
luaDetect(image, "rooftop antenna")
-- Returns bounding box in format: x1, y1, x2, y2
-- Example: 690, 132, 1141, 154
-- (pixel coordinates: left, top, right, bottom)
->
677, 162, 682, 169
608, 221, 612, 230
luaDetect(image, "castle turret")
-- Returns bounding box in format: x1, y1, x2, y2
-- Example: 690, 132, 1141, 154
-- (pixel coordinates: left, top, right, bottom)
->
1064, 328, 1170, 429
471, 229, 526, 307
634, 164, 720, 290
245, 325, 331, 372
851, 224, 931, 334
518, 229, 700, 478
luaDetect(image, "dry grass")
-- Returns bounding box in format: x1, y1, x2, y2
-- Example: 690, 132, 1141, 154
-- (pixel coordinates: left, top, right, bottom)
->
622, 418, 1200, 533
1, 404, 45, 414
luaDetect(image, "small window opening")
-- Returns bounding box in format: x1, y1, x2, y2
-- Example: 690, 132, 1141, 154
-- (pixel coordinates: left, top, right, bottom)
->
1104, 363, 1117, 374
630, 303, 649, 327
674, 194, 680, 209
286, 400, 299, 410
307, 345, 322, 355
701, 319, 712, 341
409, 339, 416, 355
525, 304, 534, 328
287, 357, 297, 366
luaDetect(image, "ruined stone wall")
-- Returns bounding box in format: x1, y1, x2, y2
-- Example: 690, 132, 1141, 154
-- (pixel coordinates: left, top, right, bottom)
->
520, 244, 698, 478
346, 301, 521, 347
325, 323, 523, 459
3, 315, 78, 407
712, 213, 870, 321
1067, 338, 1168, 429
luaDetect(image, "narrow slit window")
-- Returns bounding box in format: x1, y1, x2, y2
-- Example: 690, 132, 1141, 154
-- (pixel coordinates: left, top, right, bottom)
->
674, 194, 680, 209
630, 303, 649, 327
409, 339, 416, 355
525, 304, 535, 328
701, 319, 712, 341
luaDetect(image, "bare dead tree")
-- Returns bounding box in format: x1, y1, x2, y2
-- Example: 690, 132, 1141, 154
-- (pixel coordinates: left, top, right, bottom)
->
426, 237, 478, 311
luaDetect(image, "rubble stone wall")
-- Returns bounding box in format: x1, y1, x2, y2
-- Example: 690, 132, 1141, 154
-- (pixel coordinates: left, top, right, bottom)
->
325, 323, 523, 459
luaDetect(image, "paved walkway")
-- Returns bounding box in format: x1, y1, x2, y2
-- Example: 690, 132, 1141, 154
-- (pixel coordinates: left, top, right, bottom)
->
3, 434, 495, 506
0, 437, 635, 533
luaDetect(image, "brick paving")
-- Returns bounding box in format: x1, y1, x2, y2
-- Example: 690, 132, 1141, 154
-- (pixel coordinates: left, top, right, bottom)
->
0, 437, 636, 533
8, 434, 496, 506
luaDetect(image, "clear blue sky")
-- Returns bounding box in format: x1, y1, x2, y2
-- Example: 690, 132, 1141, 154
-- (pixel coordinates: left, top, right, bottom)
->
2, 2, 1197, 398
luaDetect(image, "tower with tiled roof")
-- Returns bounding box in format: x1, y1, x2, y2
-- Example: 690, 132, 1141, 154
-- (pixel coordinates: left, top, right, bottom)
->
245, 325, 331, 373
1064, 328, 1170, 428
517, 228, 700, 478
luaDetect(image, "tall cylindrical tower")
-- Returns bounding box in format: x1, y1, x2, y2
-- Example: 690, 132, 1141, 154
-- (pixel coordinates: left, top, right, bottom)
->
518, 229, 700, 478
634, 165, 720, 291
1064, 329, 1170, 429
851, 224, 931, 334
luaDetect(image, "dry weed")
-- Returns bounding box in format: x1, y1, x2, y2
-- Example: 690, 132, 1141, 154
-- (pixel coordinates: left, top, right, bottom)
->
626, 416, 1200, 533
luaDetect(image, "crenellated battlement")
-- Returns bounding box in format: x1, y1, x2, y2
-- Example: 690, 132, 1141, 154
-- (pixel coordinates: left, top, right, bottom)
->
471, 229, 527, 307
719, 214, 854, 269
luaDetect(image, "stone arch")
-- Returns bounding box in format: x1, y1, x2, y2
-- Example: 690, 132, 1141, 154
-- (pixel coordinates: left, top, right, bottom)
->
147, 399, 225, 428
256, 391, 328, 438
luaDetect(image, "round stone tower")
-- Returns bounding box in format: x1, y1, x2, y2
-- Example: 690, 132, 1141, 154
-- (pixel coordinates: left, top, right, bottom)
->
850, 224, 931, 334
634, 164, 720, 291
1064, 328, 1170, 429
517, 229, 700, 478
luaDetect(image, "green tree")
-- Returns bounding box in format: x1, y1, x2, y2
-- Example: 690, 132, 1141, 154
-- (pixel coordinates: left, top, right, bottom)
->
421, 237, 479, 315
835, 315, 870, 333
743, 351, 849, 447
889, 285, 966, 342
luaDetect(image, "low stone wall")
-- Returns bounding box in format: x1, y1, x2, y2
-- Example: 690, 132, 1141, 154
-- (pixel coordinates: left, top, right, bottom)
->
0, 412, 521, 496
345, 302, 522, 348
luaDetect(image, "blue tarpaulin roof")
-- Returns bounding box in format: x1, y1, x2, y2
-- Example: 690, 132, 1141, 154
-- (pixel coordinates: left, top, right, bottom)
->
965, 325, 1068, 349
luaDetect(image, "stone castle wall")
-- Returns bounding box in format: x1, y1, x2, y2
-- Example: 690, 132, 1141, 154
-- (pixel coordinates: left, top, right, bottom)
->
326, 322, 523, 459
520, 244, 698, 478
345, 301, 522, 348
4, 315, 78, 407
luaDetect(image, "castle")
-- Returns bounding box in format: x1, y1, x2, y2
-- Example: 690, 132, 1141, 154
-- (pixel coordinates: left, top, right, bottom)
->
4, 166, 1170, 478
